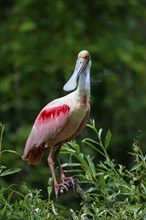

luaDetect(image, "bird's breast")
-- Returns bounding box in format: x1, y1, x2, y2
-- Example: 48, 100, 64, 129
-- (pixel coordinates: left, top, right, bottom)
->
50, 98, 88, 146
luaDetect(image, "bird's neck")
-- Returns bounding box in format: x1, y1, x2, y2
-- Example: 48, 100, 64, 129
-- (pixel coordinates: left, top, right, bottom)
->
77, 65, 91, 103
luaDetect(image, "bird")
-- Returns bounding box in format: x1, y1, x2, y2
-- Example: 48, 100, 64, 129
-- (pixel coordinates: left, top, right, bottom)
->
22, 50, 92, 198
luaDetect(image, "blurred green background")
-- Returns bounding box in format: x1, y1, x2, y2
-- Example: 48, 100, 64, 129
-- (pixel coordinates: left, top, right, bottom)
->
0, 0, 145, 199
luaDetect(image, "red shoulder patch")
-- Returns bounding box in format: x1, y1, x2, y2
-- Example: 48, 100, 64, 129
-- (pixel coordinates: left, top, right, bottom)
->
37, 104, 70, 123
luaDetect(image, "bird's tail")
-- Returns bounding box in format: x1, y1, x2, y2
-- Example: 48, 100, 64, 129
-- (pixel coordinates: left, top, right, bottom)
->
22, 147, 44, 165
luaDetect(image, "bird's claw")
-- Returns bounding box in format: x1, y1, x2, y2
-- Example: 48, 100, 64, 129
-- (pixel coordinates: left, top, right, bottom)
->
61, 176, 75, 190
54, 176, 75, 198
54, 182, 68, 198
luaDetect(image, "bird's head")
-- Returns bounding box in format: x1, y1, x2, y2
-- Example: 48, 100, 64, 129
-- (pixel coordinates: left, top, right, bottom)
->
63, 50, 91, 92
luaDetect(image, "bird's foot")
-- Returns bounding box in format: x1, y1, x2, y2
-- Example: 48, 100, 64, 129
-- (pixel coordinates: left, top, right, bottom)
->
61, 176, 75, 190
54, 176, 75, 198
54, 182, 69, 198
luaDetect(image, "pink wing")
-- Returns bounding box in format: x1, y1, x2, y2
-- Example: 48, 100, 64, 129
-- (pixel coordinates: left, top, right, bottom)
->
22, 103, 71, 162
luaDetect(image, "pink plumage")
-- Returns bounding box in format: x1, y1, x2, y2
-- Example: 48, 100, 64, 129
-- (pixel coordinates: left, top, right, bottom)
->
37, 105, 70, 122
22, 50, 92, 197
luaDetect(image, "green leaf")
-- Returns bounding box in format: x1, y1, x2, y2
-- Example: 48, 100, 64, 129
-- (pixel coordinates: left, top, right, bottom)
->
0, 123, 5, 163
0, 165, 7, 173
130, 162, 143, 172
98, 129, 103, 140
104, 129, 112, 149
70, 209, 78, 220
99, 174, 105, 187
63, 169, 83, 173
82, 138, 99, 146
86, 155, 96, 178
61, 163, 81, 167
1, 150, 21, 156
0, 167, 21, 177
83, 138, 105, 156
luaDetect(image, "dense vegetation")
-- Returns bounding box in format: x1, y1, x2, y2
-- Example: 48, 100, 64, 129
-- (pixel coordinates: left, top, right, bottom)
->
0, 121, 146, 219
0, 0, 145, 219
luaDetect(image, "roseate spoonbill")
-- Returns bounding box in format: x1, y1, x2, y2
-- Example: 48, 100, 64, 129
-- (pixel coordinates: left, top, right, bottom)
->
22, 50, 92, 197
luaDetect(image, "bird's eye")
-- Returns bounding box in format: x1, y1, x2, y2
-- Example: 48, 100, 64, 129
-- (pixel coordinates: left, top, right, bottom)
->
78, 50, 89, 61
84, 54, 88, 60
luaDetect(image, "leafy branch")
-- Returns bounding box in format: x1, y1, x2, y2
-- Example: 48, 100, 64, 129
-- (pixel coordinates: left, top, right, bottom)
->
0, 123, 22, 177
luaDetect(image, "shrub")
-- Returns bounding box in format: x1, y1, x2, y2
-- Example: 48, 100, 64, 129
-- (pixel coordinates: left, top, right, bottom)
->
0, 120, 146, 219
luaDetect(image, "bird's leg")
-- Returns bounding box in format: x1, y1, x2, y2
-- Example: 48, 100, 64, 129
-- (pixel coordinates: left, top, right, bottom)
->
55, 146, 75, 189
47, 147, 68, 198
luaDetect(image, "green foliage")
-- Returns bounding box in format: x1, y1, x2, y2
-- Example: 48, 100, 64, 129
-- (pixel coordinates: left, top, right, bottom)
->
0, 123, 22, 177
0, 120, 146, 219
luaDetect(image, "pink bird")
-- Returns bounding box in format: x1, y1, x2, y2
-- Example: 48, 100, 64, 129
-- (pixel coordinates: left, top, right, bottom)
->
22, 50, 92, 197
